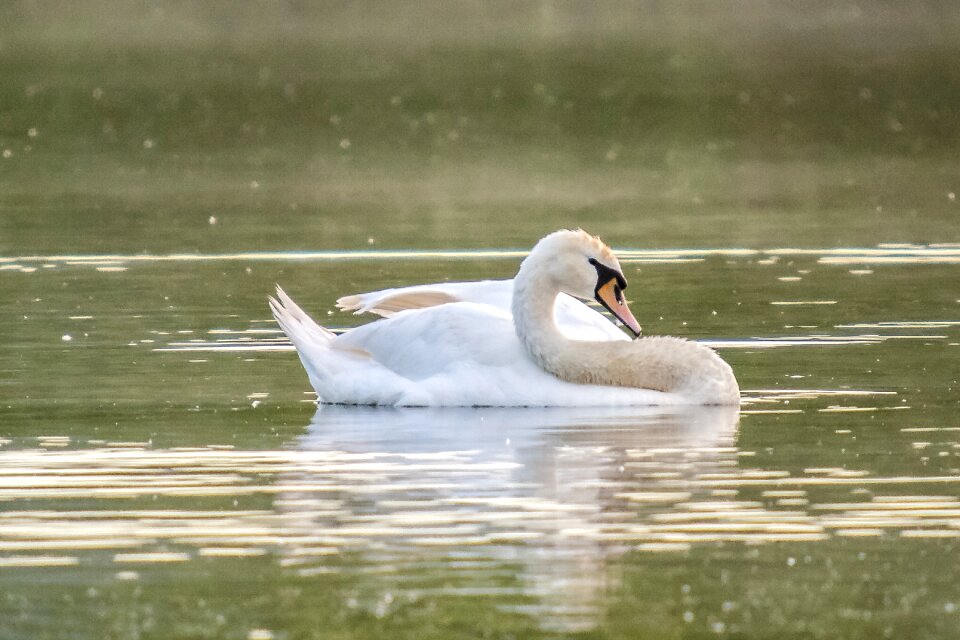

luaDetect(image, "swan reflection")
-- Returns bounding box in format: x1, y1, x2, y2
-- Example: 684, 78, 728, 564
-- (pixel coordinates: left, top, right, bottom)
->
276, 405, 740, 631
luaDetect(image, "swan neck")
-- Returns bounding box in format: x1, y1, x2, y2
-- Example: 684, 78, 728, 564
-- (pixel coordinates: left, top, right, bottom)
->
511, 257, 738, 403
512, 259, 566, 357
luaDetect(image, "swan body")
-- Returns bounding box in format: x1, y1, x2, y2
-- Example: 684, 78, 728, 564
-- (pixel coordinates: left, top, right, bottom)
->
270, 229, 739, 407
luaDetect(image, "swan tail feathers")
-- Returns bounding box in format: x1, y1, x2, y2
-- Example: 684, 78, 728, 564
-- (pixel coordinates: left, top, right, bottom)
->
269, 286, 335, 346
271, 285, 345, 375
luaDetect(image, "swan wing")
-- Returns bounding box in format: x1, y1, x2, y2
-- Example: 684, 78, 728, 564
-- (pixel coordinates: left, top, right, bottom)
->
332, 302, 671, 406
337, 279, 630, 342
334, 302, 519, 379
336, 279, 512, 317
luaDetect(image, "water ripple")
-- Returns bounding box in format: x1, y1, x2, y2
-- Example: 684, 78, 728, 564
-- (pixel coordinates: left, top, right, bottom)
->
3, 404, 958, 632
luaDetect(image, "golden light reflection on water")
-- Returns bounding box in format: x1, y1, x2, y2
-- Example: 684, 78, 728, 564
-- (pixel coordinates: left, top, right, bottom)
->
2, 402, 960, 631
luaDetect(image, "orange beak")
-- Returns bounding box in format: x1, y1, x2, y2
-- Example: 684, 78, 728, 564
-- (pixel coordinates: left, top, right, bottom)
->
595, 279, 641, 337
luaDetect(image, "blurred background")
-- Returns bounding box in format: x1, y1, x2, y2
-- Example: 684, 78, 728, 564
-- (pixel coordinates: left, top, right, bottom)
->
1, 0, 958, 253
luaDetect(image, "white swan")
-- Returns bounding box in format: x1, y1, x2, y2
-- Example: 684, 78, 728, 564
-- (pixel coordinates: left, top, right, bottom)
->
269, 229, 739, 407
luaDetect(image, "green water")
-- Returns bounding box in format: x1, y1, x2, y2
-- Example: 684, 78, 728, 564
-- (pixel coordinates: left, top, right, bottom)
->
2, 3, 960, 639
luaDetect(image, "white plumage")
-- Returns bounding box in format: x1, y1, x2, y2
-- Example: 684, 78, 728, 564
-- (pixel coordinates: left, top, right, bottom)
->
270, 230, 739, 407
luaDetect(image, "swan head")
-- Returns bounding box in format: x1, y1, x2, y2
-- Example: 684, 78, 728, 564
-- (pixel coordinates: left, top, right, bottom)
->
524, 229, 642, 336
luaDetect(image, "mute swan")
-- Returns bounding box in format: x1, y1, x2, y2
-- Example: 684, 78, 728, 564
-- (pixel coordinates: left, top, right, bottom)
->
269, 229, 739, 407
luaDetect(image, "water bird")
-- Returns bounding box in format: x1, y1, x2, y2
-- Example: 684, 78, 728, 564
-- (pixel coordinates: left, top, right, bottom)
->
270, 229, 739, 406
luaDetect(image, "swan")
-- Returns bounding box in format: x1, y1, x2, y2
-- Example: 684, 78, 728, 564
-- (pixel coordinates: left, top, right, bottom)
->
269, 229, 739, 407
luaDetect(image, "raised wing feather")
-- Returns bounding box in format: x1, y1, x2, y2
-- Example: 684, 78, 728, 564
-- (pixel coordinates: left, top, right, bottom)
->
337, 280, 510, 317
337, 279, 631, 342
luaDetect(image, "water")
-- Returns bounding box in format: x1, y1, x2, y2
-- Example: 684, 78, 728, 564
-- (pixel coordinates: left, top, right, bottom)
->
3, 248, 959, 638
2, 3, 960, 639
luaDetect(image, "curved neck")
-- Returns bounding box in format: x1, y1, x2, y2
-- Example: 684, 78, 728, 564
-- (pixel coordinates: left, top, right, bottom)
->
511, 256, 569, 373
512, 259, 730, 398
512, 256, 622, 384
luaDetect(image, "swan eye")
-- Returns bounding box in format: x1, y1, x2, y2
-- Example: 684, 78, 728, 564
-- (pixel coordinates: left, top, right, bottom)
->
614, 285, 624, 304
588, 258, 628, 291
